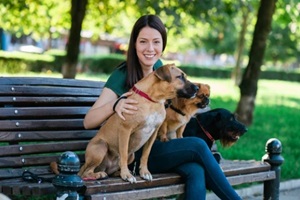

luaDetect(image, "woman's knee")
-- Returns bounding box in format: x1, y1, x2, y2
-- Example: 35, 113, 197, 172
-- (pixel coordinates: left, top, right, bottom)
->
183, 137, 209, 153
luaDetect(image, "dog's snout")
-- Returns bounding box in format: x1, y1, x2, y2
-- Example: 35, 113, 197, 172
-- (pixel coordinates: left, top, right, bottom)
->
204, 97, 210, 105
192, 84, 199, 93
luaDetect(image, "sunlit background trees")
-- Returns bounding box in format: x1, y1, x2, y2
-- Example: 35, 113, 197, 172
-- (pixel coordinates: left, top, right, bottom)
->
0, 0, 299, 125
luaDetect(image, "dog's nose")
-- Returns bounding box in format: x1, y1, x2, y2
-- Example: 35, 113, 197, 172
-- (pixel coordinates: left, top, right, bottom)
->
205, 97, 210, 105
191, 84, 199, 92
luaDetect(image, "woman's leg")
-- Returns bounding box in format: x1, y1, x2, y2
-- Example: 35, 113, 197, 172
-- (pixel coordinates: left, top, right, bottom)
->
133, 137, 241, 200
174, 162, 206, 200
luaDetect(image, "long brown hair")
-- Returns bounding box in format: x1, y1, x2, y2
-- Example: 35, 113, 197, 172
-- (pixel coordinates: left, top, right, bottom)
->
126, 14, 167, 89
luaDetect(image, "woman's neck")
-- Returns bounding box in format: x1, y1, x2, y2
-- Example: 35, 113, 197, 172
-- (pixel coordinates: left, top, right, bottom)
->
142, 67, 154, 78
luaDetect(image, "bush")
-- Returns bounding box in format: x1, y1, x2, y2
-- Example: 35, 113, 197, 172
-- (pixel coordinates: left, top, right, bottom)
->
179, 64, 300, 82
80, 54, 125, 74
44, 49, 66, 72
179, 65, 233, 79
0, 50, 54, 73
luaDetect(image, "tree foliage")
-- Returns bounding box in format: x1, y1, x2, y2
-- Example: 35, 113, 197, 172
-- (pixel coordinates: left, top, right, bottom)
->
0, 0, 298, 69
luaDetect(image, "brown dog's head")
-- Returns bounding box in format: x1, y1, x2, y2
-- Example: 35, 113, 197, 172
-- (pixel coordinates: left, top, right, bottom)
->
194, 83, 210, 109
154, 63, 198, 100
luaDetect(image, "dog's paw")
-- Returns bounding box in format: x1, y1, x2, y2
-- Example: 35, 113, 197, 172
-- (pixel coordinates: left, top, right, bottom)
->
81, 171, 108, 181
126, 176, 137, 183
160, 136, 169, 142
121, 174, 137, 183
139, 167, 153, 181
140, 173, 153, 181
120, 169, 136, 183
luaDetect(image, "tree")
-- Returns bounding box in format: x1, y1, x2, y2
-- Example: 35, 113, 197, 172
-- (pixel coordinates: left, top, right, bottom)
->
231, 0, 253, 85
235, 0, 278, 126
62, 0, 88, 78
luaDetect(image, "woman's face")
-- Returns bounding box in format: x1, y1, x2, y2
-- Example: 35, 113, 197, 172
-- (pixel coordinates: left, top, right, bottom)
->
135, 26, 163, 70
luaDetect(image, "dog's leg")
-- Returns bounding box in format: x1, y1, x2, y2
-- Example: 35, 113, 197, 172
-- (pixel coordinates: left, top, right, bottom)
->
118, 130, 136, 183
78, 139, 108, 180
176, 124, 187, 139
158, 122, 169, 142
139, 129, 159, 181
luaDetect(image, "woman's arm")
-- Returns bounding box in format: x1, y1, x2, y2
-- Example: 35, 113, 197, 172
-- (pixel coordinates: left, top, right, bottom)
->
83, 87, 138, 129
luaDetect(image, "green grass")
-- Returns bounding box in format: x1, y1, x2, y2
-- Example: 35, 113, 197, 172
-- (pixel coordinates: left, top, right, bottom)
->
3, 73, 300, 182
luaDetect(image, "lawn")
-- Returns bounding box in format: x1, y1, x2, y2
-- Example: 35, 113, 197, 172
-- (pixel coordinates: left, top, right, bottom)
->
3, 72, 300, 181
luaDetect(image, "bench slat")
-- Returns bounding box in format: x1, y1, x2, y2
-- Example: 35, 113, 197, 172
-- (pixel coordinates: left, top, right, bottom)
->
0, 96, 97, 105
0, 166, 52, 179
0, 153, 84, 168
87, 184, 185, 200
0, 77, 105, 88
0, 85, 102, 97
0, 119, 84, 131
0, 130, 97, 142
0, 107, 90, 118
1, 182, 55, 196
221, 160, 271, 176
84, 173, 183, 195
0, 141, 88, 157
228, 171, 276, 185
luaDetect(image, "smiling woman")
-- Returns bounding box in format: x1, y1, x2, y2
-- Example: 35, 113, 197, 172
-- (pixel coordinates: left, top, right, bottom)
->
81, 14, 243, 200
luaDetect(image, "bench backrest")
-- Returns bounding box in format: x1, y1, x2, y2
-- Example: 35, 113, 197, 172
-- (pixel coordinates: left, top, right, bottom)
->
0, 77, 104, 180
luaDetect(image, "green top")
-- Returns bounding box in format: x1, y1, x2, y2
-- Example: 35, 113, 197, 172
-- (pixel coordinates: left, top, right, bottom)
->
104, 60, 163, 96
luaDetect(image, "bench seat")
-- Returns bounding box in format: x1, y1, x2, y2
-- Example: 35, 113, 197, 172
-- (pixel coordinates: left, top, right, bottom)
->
0, 77, 282, 200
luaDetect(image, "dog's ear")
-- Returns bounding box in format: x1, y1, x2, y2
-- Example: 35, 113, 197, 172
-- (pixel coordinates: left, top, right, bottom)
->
155, 64, 172, 82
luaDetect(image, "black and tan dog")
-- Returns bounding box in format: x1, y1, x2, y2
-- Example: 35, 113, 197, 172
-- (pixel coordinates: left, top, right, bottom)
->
78, 64, 198, 183
183, 108, 247, 150
157, 83, 210, 142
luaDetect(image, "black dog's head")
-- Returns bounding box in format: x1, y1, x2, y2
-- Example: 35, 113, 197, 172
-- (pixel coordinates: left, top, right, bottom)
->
184, 108, 247, 149
214, 108, 248, 147
203, 108, 247, 147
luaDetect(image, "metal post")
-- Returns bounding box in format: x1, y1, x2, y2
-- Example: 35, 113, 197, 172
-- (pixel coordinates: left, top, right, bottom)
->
52, 151, 84, 200
262, 138, 284, 200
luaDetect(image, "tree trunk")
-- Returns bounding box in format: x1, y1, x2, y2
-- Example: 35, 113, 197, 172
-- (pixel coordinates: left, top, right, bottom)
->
62, 0, 88, 79
232, 2, 250, 85
235, 0, 277, 126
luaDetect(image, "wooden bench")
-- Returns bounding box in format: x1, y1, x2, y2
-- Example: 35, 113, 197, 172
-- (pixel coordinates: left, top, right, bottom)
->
0, 77, 284, 200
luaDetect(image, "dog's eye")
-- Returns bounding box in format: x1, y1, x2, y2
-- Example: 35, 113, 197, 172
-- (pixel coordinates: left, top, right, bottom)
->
176, 74, 185, 81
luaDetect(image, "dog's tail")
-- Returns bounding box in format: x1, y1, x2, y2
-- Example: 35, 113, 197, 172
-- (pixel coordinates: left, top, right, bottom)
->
50, 161, 60, 175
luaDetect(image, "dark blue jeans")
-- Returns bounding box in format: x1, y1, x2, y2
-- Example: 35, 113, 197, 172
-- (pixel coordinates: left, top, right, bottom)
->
132, 137, 241, 200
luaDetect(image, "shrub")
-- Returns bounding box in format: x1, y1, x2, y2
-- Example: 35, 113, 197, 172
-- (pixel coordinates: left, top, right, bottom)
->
80, 54, 125, 74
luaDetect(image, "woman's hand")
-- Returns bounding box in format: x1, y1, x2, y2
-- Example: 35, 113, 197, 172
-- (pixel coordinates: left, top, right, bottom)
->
114, 91, 138, 120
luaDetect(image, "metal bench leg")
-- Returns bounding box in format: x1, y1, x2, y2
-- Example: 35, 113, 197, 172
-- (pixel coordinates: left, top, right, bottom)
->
262, 138, 284, 200
53, 151, 84, 200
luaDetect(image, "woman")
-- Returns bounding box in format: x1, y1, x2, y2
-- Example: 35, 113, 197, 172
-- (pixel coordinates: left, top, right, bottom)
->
84, 14, 241, 200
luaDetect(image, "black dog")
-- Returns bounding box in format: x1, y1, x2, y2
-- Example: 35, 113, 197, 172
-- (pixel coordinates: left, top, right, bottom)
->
183, 108, 247, 150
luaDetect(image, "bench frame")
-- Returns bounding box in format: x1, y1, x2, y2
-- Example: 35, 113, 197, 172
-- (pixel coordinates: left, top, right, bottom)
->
0, 77, 284, 200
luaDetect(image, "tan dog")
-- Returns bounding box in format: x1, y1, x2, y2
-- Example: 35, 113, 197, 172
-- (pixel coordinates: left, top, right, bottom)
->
78, 64, 198, 183
158, 83, 210, 142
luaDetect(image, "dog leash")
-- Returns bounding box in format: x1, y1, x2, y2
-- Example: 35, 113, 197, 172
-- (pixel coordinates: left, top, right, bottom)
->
22, 170, 54, 183
196, 119, 215, 142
